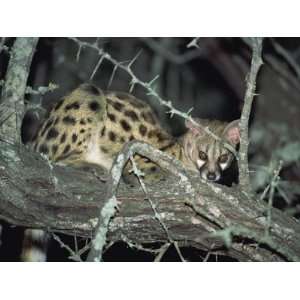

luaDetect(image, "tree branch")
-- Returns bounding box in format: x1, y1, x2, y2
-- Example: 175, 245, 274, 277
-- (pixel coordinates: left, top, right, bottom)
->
1, 142, 300, 261
238, 38, 264, 191
0, 37, 39, 142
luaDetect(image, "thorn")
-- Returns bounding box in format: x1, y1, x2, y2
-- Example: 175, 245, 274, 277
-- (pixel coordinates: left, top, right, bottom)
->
90, 55, 105, 80
128, 49, 143, 68
107, 64, 119, 89
148, 75, 160, 87
76, 45, 82, 62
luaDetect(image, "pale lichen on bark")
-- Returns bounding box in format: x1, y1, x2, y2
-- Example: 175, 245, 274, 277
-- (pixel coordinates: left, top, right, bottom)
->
0, 37, 39, 142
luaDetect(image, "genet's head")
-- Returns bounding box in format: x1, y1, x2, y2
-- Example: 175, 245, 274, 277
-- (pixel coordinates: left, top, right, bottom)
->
183, 118, 240, 182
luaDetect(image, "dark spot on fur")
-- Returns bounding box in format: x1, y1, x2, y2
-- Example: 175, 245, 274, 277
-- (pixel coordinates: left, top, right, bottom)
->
89, 101, 100, 112
52, 144, 58, 155
157, 132, 167, 142
81, 84, 100, 95
41, 118, 54, 137
132, 101, 145, 109
101, 146, 108, 153
77, 141, 82, 146
100, 126, 106, 136
54, 99, 64, 111
129, 135, 134, 141
139, 125, 147, 136
114, 92, 129, 101
80, 119, 86, 125
39, 144, 49, 154
160, 142, 175, 151
60, 133, 66, 143
148, 130, 155, 139
46, 128, 59, 140
150, 166, 157, 172
108, 113, 116, 122
109, 131, 116, 142
127, 97, 146, 109
87, 117, 93, 123
120, 119, 131, 132
72, 133, 78, 143
54, 118, 60, 125
125, 110, 139, 122
63, 144, 71, 155
80, 129, 85, 134
63, 116, 76, 125
120, 136, 126, 143
65, 102, 80, 111
142, 111, 156, 125
116, 93, 146, 108
108, 99, 124, 111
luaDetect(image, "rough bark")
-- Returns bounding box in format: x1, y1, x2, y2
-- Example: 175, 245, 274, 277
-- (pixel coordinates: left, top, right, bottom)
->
1, 142, 300, 262
0, 37, 39, 142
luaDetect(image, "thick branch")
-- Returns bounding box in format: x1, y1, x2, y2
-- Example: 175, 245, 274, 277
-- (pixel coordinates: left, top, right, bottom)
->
0, 37, 39, 142
1, 142, 300, 261
87, 141, 195, 261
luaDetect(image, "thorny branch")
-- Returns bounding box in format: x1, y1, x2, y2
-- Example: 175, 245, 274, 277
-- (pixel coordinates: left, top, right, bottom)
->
68, 37, 238, 156
141, 37, 205, 65
25, 83, 59, 96
238, 38, 264, 191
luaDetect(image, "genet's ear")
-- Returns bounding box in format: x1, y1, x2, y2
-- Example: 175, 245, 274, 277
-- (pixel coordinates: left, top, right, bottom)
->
223, 120, 240, 145
185, 118, 204, 137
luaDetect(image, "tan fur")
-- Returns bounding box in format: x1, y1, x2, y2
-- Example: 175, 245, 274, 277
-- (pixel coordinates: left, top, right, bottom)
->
30, 83, 240, 182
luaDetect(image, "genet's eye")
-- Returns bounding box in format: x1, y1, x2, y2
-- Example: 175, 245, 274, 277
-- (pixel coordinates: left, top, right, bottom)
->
219, 154, 228, 163
198, 151, 207, 160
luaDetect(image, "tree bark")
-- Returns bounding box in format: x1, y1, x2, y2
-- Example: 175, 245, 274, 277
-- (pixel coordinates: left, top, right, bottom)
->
1, 141, 300, 261
0, 37, 39, 142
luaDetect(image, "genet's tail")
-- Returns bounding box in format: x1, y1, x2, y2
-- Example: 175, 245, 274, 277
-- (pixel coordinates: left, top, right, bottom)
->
21, 229, 49, 262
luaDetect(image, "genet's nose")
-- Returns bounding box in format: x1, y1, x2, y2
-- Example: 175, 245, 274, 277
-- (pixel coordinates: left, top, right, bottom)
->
207, 172, 216, 181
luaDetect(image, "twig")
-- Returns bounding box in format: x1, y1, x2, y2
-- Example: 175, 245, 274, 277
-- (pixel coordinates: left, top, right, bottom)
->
187, 38, 200, 49
120, 234, 170, 257
141, 37, 204, 65
129, 156, 186, 262
154, 243, 171, 261
210, 224, 299, 262
25, 83, 59, 95
238, 38, 264, 191
52, 233, 83, 262
265, 161, 283, 237
86, 191, 119, 262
